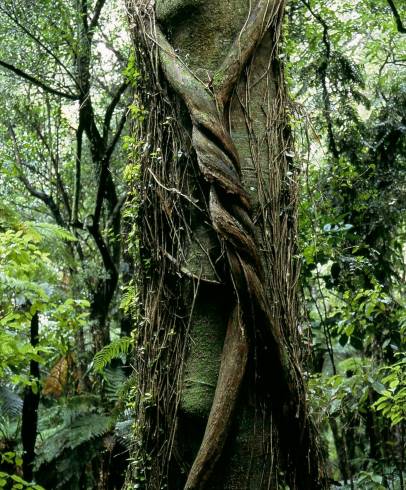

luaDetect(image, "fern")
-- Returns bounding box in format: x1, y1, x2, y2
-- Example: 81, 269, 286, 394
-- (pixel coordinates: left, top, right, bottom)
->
0, 204, 20, 227
0, 385, 23, 417
37, 395, 102, 434
0, 204, 76, 269
36, 438, 106, 490
35, 413, 113, 467
27, 222, 76, 242
103, 366, 127, 402
120, 282, 138, 316
0, 415, 19, 441
0, 271, 49, 298
92, 336, 131, 373
115, 416, 134, 450
35, 407, 114, 490
0, 204, 75, 243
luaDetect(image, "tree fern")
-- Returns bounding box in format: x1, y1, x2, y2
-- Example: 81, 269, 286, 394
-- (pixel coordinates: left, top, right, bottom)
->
92, 336, 132, 373
37, 395, 102, 433
26, 222, 76, 243
25, 222, 77, 267
0, 204, 75, 244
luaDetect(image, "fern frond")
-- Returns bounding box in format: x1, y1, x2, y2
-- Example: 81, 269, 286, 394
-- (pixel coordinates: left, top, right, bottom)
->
27, 222, 76, 242
36, 413, 113, 467
103, 366, 127, 402
0, 385, 23, 417
0, 415, 19, 441
115, 417, 134, 449
25, 222, 77, 267
0, 205, 75, 244
0, 272, 48, 298
38, 395, 102, 431
93, 337, 131, 373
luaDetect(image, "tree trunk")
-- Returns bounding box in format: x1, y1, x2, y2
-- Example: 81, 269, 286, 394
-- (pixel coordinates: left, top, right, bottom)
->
21, 311, 40, 482
126, 1, 327, 488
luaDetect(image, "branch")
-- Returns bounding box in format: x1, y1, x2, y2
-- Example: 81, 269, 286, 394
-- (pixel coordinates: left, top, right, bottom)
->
73, 125, 84, 224
80, 0, 89, 30
8, 126, 66, 227
93, 75, 113, 95
387, 0, 406, 33
32, 117, 73, 219
76, 71, 122, 231
87, 219, 118, 283
103, 82, 129, 142
107, 194, 127, 229
93, 156, 109, 228
15, 97, 70, 211
19, 174, 66, 228
99, 31, 128, 64
92, 159, 119, 244
300, 0, 339, 159
0, 4, 78, 82
105, 106, 129, 160
80, 94, 120, 231
89, 0, 107, 33
0, 59, 79, 100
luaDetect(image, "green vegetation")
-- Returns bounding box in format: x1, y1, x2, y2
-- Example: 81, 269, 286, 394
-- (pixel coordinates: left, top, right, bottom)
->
0, 0, 405, 488
288, 0, 406, 486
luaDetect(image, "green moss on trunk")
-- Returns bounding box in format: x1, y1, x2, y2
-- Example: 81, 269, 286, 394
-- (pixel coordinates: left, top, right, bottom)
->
156, 0, 248, 71
181, 294, 227, 417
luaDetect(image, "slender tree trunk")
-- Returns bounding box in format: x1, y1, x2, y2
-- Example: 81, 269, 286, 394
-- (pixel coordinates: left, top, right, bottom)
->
21, 311, 40, 482
126, 1, 327, 488
330, 417, 352, 484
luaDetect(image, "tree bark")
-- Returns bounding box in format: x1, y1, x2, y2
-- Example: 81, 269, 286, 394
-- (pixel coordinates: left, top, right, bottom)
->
21, 311, 40, 482
126, 1, 327, 488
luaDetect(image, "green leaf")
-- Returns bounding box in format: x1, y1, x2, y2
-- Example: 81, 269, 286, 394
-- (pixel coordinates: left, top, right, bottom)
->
10, 475, 25, 483
371, 381, 386, 395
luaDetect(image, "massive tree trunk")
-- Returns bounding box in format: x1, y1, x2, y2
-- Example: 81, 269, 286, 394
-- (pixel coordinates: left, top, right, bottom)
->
126, 1, 327, 488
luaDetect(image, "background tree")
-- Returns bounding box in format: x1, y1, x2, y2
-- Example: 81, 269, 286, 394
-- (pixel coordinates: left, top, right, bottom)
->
0, 0, 130, 354
0, 1, 133, 487
288, 0, 406, 486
